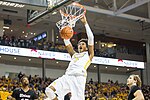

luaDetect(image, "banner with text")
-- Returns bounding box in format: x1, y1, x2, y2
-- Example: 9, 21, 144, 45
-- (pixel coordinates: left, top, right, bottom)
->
0, 45, 144, 69
4, 0, 47, 6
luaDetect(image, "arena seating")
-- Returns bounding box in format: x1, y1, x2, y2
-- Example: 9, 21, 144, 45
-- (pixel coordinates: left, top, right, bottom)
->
0, 35, 144, 59
0, 75, 149, 100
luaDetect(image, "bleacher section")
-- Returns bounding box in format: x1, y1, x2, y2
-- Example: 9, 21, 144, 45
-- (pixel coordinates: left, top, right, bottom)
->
0, 75, 149, 100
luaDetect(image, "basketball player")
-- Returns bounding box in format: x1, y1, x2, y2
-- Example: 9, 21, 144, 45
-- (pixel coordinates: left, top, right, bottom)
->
45, 15, 94, 100
9, 76, 38, 100
127, 75, 144, 100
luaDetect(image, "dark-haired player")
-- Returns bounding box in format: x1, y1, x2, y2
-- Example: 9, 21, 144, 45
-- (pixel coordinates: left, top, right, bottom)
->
45, 15, 94, 100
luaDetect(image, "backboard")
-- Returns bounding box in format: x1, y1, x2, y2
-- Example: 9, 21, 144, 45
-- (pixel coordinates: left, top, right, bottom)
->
27, 0, 80, 26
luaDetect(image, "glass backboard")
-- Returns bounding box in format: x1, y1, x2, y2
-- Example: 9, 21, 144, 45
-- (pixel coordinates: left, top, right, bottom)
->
27, 0, 80, 25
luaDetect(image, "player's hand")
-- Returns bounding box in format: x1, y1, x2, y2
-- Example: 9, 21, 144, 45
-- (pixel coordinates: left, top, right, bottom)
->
80, 15, 87, 25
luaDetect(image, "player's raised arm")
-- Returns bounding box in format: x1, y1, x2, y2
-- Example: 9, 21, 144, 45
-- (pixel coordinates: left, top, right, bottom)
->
64, 39, 76, 57
80, 16, 94, 61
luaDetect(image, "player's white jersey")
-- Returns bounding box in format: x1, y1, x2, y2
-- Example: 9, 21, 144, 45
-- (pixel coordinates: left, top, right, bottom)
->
65, 51, 91, 76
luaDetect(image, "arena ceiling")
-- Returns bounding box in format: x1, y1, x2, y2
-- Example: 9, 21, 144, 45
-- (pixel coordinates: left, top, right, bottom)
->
0, 0, 150, 42
0, 0, 148, 74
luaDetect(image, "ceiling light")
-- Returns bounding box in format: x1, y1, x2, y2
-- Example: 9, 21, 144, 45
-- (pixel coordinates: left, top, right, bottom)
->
0, 56, 1, 58
94, 65, 96, 68
95, 42, 97, 44
127, 69, 129, 71
3, 26, 9, 29
34, 33, 36, 35
56, 61, 59, 64
14, 57, 16, 60
105, 67, 107, 68
107, 44, 113, 48
11, 30, 13, 32
56, 36, 59, 38
31, 32, 33, 35
52, 11, 57, 15
113, 44, 116, 46
116, 68, 118, 70
119, 28, 130, 32
22, 31, 24, 33
25, 35, 27, 37
29, 59, 31, 61
3, 30, 5, 32
102, 44, 105, 47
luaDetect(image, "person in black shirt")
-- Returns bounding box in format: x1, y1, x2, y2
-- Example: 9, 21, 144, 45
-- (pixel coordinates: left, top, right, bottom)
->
9, 76, 38, 100
127, 74, 144, 100
18, 72, 23, 80
64, 92, 71, 100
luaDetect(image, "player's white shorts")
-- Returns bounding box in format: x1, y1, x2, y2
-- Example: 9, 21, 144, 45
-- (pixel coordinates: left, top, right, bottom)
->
49, 74, 86, 100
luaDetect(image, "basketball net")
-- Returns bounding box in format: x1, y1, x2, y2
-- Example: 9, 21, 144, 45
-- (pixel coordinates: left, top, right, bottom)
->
56, 2, 86, 30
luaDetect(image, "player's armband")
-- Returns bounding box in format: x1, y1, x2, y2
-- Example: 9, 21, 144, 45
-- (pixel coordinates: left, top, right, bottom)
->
64, 39, 71, 46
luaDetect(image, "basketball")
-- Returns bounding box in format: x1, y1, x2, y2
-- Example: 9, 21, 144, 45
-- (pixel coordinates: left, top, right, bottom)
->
60, 26, 74, 39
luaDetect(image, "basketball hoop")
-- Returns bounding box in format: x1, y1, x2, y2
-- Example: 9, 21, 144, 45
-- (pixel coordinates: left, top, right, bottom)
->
56, 2, 86, 30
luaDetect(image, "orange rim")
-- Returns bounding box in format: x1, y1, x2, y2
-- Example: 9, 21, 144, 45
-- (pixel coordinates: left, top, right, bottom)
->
60, 2, 86, 18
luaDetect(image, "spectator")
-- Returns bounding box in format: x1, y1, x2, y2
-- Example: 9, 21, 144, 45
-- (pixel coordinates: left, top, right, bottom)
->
127, 75, 144, 100
18, 72, 23, 81
9, 75, 38, 100
64, 92, 71, 100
